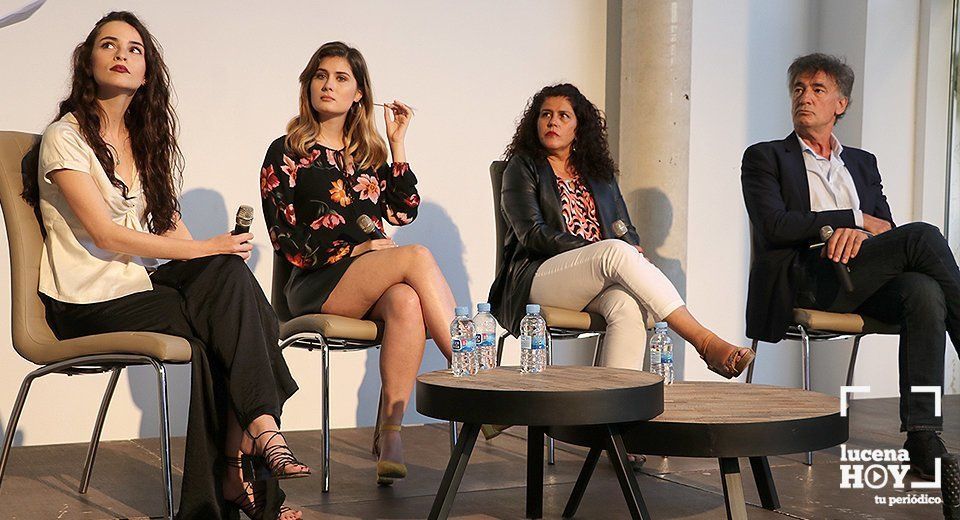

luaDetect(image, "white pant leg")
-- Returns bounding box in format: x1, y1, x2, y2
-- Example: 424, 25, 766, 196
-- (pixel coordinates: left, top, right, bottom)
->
583, 285, 650, 370
529, 239, 685, 321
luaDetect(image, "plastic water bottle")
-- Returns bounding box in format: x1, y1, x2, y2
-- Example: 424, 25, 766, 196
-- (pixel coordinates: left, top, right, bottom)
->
451, 306, 478, 376
649, 322, 674, 384
520, 304, 547, 373
473, 302, 498, 370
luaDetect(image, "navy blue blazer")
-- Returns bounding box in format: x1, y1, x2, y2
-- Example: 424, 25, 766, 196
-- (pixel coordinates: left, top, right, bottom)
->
741, 132, 895, 341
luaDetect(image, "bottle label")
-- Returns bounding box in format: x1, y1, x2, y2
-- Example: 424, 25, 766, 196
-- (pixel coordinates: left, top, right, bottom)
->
476, 333, 495, 347
460, 337, 475, 353
661, 351, 673, 363
649, 350, 661, 364
521, 336, 546, 350
452, 338, 463, 353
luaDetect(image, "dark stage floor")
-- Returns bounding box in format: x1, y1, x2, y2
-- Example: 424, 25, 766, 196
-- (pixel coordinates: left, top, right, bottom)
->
0, 395, 956, 519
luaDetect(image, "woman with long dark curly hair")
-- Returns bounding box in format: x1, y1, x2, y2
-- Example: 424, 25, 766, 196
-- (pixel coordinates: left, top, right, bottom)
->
489, 83, 755, 379
26, 11, 307, 519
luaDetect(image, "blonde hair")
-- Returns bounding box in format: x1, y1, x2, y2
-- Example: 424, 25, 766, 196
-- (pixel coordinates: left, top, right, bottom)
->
285, 41, 387, 171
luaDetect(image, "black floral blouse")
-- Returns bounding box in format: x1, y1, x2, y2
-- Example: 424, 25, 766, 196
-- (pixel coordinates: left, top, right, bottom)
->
260, 136, 419, 314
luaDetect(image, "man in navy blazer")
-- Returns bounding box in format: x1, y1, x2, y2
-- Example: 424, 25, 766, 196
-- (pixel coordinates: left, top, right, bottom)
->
741, 53, 960, 480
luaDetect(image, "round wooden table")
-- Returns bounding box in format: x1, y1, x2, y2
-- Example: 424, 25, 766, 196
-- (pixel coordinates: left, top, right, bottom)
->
417, 366, 663, 520
549, 382, 848, 520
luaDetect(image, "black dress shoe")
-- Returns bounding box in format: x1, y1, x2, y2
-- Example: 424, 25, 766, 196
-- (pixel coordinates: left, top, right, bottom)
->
904, 431, 948, 481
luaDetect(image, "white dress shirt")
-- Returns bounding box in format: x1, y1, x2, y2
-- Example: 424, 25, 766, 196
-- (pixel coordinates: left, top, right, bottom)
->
38, 112, 158, 304
797, 133, 863, 227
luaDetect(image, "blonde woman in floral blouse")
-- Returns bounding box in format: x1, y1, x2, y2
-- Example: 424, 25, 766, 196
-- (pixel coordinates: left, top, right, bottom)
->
260, 41, 455, 486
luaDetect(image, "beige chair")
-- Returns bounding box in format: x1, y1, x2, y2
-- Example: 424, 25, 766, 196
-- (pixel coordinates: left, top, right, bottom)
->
0, 131, 191, 520
272, 253, 456, 492
489, 161, 609, 464
746, 310, 898, 465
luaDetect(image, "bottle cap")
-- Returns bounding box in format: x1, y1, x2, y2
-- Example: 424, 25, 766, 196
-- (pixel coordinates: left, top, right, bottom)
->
477, 302, 491, 313
654, 322, 668, 329
526, 304, 541, 314
455, 306, 469, 316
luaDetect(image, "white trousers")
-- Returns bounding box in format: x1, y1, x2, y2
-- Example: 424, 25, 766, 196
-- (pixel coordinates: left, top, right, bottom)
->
529, 239, 685, 370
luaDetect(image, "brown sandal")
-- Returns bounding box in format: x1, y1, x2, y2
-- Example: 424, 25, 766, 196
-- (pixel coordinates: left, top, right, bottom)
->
698, 332, 755, 379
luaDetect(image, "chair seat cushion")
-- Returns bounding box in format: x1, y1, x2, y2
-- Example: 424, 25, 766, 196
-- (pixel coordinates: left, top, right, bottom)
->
33, 332, 192, 365
281, 314, 382, 342
793, 308, 899, 335
540, 306, 606, 332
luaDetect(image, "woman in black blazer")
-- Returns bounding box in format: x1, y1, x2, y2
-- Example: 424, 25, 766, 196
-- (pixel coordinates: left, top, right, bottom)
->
488, 84, 754, 379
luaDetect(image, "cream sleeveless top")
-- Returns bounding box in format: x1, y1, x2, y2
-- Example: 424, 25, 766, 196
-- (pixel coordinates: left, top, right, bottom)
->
38, 112, 158, 304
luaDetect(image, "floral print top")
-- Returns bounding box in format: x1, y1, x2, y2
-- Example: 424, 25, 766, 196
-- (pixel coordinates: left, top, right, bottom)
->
260, 136, 420, 269
555, 175, 602, 242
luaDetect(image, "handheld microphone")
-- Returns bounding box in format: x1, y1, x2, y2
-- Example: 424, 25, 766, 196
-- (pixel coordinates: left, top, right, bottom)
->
612, 219, 629, 240
820, 226, 855, 293
357, 214, 387, 240
233, 205, 254, 235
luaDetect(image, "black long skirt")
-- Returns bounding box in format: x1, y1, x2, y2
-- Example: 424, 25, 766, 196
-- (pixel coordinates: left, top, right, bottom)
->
42, 254, 299, 519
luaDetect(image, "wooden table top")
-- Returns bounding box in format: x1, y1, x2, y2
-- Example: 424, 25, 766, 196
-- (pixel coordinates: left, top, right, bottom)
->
416, 366, 663, 426
417, 365, 660, 392
652, 382, 840, 424
548, 381, 848, 458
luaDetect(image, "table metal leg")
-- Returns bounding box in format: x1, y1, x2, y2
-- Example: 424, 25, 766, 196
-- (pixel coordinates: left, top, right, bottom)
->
428, 422, 481, 520
526, 426, 546, 519
562, 446, 602, 518
719, 457, 748, 520
604, 425, 650, 520
749, 456, 780, 510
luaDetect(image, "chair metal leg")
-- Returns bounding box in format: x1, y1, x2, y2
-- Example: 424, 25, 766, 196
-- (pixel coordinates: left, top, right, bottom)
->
846, 335, 862, 387
798, 326, 813, 466
322, 337, 331, 493
745, 339, 759, 384
449, 420, 458, 452
546, 334, 555, 466
496, 333, 507, 366
79, 367, 123, 494
0, 373, 36, 489
149, 360, 174, 520
592, 333, 605, 367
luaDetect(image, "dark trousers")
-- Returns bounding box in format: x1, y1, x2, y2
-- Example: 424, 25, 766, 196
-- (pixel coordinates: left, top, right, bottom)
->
797, 222, 959, 432
44, 255, 298, 520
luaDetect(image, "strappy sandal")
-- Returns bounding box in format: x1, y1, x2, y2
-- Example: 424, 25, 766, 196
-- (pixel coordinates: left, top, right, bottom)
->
246, 430, 312, 480
698, 332, 755, 379
373, 423, 407, 486
225, 456, 266, 520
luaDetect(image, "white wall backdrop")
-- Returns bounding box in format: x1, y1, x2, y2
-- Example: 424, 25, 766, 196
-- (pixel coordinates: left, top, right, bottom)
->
0, 0, 954, 448
0, 0, 607, 446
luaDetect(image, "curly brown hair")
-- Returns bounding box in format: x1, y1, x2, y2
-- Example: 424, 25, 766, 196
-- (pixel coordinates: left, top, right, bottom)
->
504, 83, 617, 181
23, 11, 182, 234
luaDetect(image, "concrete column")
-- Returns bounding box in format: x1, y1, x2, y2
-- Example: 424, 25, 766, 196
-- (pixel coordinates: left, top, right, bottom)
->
608, 0, 693, 370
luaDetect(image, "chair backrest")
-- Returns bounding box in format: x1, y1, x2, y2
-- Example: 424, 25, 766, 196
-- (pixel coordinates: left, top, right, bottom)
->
270, 252, 295, 322
489, 161, 508, 275
0, 131, 61, 363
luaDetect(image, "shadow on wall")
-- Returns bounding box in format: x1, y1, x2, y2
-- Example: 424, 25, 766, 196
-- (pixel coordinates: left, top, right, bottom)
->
354, 202, 471, 427
630, 187, 685, 372
0, 415, 24, 448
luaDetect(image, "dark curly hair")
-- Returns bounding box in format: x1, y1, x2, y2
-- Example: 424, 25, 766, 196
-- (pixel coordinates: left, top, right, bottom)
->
504, 83, 616, 181
22, 11, 183, 235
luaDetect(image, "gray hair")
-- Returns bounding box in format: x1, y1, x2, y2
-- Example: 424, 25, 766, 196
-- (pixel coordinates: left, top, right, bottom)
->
788, 53, 855, 120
